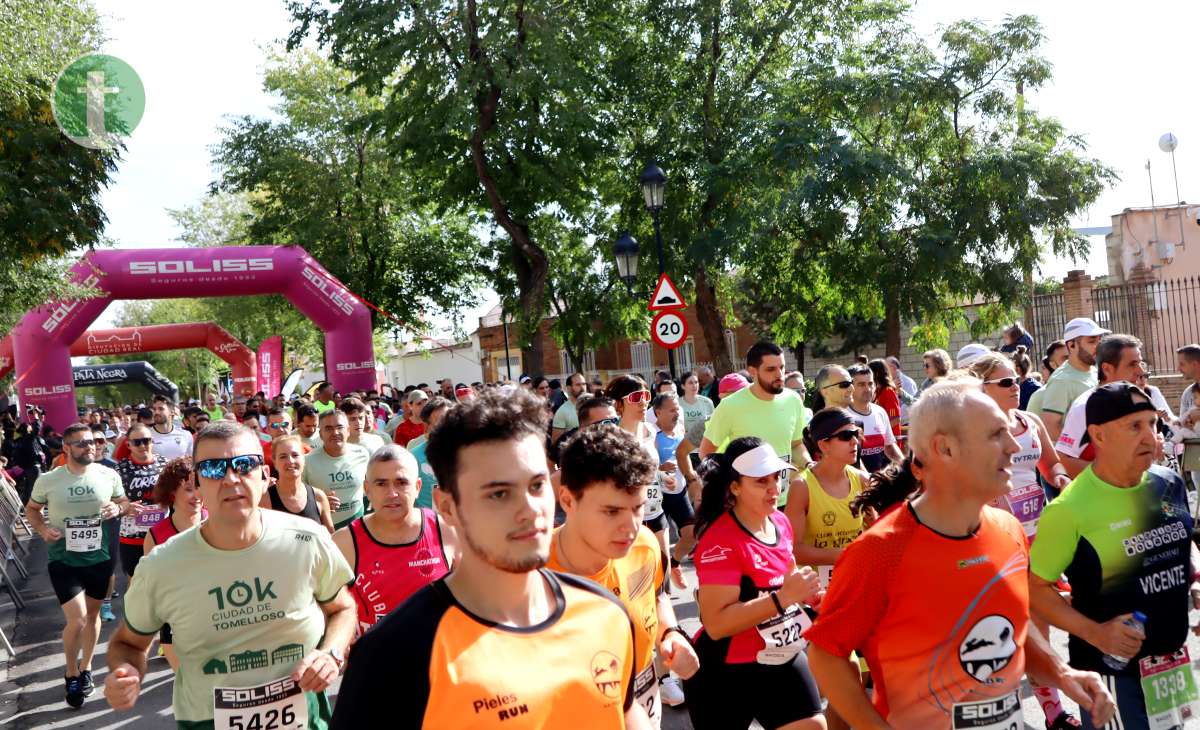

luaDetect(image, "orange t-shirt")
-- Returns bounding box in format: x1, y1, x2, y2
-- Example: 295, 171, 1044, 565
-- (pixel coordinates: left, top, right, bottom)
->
805, 502, 1029, 728
547, 525, 664, 678
332, 570, 637, 729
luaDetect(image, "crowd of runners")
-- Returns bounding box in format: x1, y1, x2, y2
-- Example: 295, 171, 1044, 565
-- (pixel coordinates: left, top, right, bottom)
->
9, 317, 1200, 729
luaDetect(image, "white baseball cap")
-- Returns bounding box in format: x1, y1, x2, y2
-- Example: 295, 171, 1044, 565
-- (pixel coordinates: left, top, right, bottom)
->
1062, 317, 1110, 341
731, 443, 798, 478
955, 343, 991, 369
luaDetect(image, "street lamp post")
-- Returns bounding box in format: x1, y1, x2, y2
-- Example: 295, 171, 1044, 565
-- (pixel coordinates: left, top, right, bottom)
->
639, 163, 675, 380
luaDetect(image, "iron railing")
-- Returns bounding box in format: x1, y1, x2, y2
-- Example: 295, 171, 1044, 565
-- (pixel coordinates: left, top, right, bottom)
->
1091, 276, 1200, 372
1029, 290, 1068, 359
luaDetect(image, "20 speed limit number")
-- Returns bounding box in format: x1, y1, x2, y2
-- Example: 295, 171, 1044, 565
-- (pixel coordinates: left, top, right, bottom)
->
651, 311, 688, 349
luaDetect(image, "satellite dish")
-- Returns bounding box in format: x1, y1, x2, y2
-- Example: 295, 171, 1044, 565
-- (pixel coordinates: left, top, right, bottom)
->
1159, 133, 1179, 153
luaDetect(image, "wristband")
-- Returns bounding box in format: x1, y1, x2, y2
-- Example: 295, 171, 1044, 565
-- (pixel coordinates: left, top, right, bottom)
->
770, 592, 785, 615
659, 625, 688, 644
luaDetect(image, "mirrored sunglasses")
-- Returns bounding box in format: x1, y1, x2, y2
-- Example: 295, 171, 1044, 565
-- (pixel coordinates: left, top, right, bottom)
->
196, 454, 265, 480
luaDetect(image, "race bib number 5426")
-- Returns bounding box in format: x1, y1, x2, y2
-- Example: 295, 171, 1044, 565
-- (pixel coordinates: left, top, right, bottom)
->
213, 677, 307, 730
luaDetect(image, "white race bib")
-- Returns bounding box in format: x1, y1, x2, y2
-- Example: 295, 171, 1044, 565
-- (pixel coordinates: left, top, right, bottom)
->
951, 691, 1021, 730
213, 677, 308, 730
755, 597, 811, 665
644, 480, 664, 520
64, 518, 103, 553
817, 565, 833, 591
633, 664, 661, 724
776, 456, 793, 506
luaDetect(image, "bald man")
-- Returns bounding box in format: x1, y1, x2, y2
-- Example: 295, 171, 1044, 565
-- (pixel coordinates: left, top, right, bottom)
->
807, 380, 1114, 729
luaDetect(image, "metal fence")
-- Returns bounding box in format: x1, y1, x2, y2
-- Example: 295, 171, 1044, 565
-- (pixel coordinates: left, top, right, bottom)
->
1029, 290, 1068, 360
1091, 276, 1200, 373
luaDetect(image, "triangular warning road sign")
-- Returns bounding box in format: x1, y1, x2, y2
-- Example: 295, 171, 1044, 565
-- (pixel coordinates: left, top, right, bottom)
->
647, 273, 687, 311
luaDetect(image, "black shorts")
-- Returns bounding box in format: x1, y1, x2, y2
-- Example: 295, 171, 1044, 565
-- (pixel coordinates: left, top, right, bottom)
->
662, 490, 696, 528
48, 560, 113, 605
106, 518, 120, 571
643, 512, 669, 532
1081, 672, 1160, 730
160, 622, 173, 645
119, 542, 143, 577
684, 633, 823, 730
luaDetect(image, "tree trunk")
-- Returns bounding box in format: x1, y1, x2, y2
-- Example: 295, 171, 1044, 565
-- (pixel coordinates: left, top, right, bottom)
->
512, 243, 548, 377
885, 298, 901, 358
695, 263, 733, 375
466, 73, 549, 379
794, 341, 806, 374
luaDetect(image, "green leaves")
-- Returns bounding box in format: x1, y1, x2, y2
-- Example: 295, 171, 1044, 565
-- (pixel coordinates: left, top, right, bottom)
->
0, 0, 115, 331
210, 49, 487, 333
732, 13, 1112, 351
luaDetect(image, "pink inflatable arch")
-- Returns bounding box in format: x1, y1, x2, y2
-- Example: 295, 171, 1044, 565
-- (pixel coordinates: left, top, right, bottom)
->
10, 246, 375, 430
0, 321, 258, 396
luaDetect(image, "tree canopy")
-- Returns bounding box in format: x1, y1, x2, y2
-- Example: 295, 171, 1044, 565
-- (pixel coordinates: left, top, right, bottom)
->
0, 0, 115, 331
211, 49, 487, 335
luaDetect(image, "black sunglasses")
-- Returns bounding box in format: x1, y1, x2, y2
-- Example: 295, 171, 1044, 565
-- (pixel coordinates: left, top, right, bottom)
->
984, 377, 1018, 388
823, 430, 862, 442
196, 454, 265, 480
822, 381, 853, 390
129, 437, 152, 447
67, 439, 95, 448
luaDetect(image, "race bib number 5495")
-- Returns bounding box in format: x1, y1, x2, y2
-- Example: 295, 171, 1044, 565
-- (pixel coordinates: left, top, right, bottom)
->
64, 518, 102, 553
213, 677, 307, 730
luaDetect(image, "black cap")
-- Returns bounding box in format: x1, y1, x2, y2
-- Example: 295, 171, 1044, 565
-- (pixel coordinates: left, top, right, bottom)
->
1081, 382, 1157, 446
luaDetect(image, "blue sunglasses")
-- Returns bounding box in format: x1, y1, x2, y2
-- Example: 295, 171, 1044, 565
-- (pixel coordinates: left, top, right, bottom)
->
196, 454, 265, 480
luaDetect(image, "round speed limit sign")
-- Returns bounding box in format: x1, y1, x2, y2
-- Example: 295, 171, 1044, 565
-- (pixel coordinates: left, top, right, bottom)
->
651, 311, 688, 349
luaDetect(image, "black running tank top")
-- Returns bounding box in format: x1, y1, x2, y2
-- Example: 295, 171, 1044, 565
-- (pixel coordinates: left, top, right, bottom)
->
267, 483, 322, 525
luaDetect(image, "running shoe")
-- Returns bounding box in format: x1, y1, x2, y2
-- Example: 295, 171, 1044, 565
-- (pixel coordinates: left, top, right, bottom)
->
64, 675, 84, 709
100, 601, 116, 622
660, 675, 685, 707
1047, 712, 1082, 729
79, 669, 94, 697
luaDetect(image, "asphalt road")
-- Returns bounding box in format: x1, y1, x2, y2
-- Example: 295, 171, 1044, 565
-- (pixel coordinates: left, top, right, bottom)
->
0, 539, 1196, 729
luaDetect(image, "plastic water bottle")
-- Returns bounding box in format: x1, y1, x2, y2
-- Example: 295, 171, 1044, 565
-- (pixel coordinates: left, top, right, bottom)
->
1102, 611, 1147, 670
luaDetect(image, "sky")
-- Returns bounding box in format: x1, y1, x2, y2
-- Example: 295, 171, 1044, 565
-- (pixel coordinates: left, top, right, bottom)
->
85, 0, 1199, 330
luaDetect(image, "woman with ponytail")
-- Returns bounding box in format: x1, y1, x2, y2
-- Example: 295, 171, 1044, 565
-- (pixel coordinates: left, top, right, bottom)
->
784, 409, 868, 591
1011, 344, 1042, 411
685, 437, 825, 730
849, 457, 921, 525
